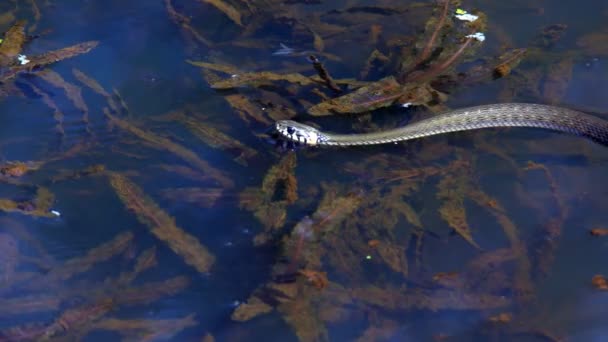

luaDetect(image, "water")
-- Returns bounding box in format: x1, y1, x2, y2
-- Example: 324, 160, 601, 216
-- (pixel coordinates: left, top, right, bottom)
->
0, 0, 607, 341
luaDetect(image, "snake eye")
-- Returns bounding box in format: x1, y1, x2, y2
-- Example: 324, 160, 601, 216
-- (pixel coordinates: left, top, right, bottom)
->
287, 127, 295, 134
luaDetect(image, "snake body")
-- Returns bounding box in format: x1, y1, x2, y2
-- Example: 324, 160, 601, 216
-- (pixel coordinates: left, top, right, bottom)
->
274, 103, 608, 147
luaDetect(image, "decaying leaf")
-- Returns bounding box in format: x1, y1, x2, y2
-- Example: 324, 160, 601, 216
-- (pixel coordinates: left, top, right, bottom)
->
492, 48, 527, 79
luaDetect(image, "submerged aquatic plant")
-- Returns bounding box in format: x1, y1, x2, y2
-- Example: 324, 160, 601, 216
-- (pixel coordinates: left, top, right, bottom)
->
110, 172, 216, 274
0, 0, 601, 340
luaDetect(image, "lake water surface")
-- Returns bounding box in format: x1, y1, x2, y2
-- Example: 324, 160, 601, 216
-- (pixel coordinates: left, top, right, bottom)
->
0, 0, 607, 341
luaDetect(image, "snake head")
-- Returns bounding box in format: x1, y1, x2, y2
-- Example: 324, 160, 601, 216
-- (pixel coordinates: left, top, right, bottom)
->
275, 120, 327, 146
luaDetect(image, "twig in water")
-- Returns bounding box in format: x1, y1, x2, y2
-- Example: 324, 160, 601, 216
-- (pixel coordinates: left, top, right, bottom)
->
308, 55, 342, 94
416, 0, 450, 65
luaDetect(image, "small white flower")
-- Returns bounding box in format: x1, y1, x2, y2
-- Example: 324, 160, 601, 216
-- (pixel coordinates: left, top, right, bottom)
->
50, 210, 61, 216
466, 32, 486, 42
17, 54, 30, 65
455, 13, 479, 22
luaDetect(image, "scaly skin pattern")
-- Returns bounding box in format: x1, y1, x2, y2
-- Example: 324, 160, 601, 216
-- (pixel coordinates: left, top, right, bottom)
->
275, 103, 608, 147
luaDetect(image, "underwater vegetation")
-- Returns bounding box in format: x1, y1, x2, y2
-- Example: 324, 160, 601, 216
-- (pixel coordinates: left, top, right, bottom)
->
0, 0, 606, 340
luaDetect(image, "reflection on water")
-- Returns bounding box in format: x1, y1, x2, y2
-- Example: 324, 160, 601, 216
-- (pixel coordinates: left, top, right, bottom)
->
0, 0, 607, 340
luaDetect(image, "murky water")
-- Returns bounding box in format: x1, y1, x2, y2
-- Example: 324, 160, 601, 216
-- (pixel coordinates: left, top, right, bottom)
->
0, 0, 607, 341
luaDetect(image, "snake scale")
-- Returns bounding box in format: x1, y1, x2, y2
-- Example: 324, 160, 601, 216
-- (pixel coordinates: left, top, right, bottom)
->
274, 103, 608, 147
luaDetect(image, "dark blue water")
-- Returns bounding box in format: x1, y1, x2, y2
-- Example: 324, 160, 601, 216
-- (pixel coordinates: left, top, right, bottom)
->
0, 0, 607, 341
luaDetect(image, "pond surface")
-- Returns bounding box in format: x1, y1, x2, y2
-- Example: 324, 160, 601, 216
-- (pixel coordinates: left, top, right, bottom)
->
0, 0, 607, 341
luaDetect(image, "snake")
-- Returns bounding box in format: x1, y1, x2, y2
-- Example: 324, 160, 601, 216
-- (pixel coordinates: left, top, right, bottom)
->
274, 103, 608, 147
